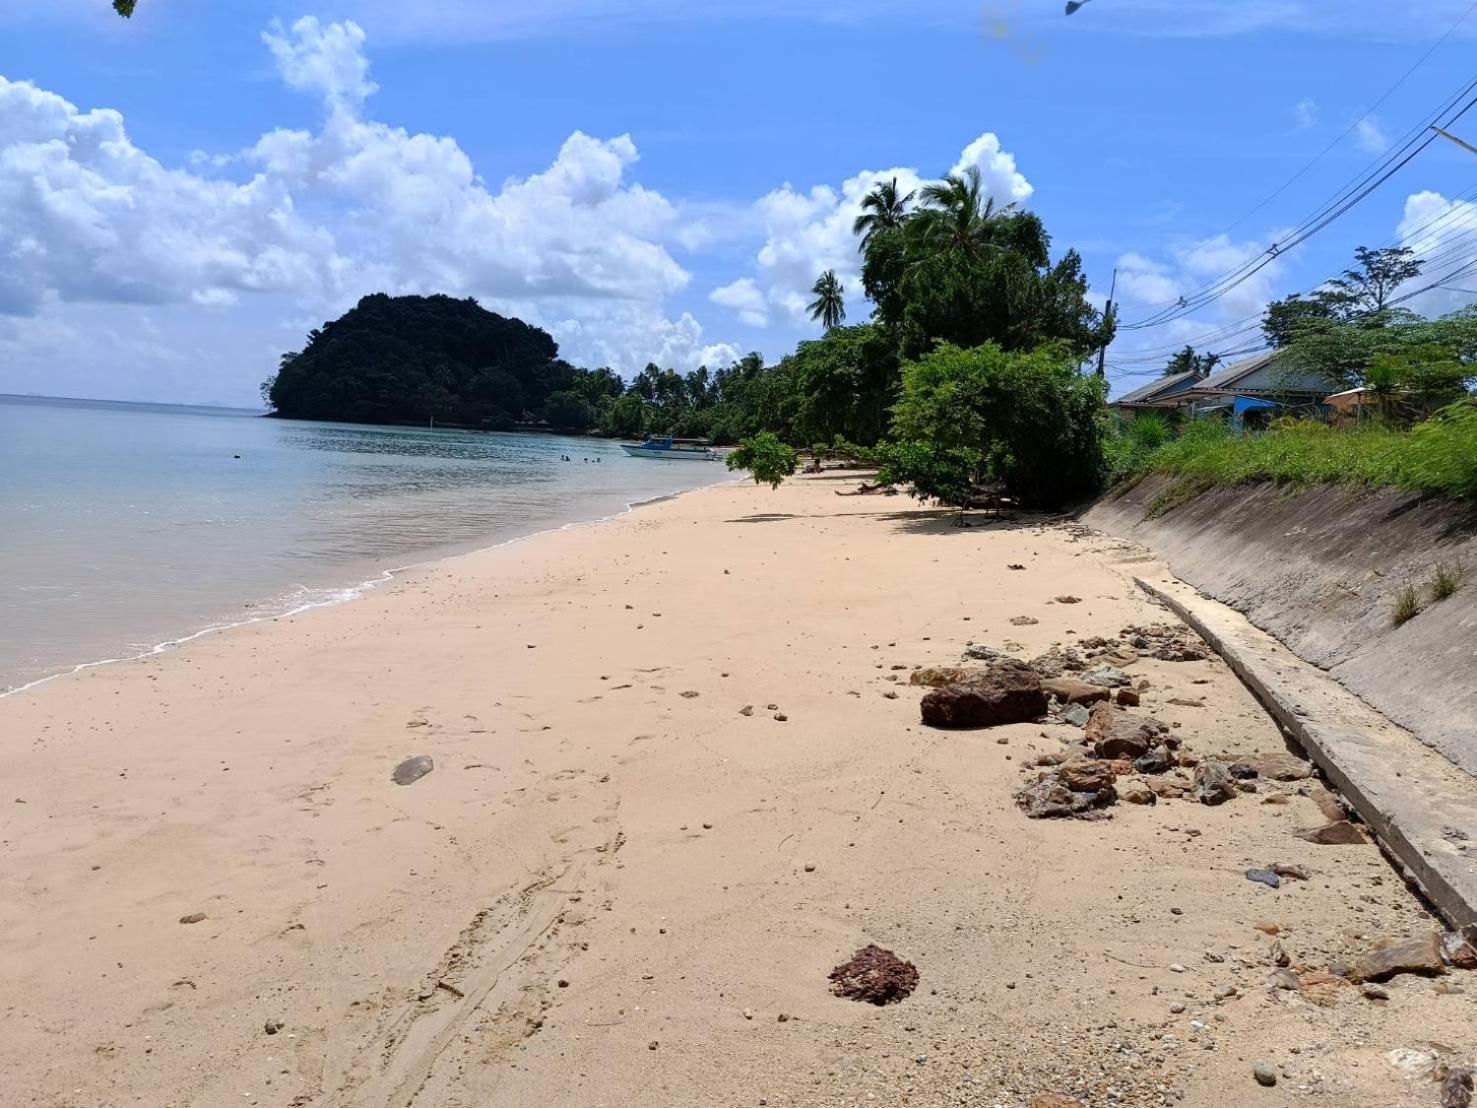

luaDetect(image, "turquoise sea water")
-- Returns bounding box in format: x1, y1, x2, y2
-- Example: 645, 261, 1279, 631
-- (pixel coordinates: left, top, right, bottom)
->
0, 395, 730, 693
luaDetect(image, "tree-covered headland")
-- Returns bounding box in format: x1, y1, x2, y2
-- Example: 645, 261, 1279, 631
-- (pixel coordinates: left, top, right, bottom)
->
265, 166, 1117, 508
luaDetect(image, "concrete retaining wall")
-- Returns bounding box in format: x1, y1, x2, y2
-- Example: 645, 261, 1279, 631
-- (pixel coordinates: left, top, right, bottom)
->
1084, 476, 1477, 776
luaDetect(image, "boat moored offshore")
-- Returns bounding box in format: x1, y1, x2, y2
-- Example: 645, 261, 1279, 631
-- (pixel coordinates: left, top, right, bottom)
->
619, 435, 720, 461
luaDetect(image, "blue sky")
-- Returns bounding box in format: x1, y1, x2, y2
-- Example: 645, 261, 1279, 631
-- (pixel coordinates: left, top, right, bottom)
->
3, 0, 1477, 404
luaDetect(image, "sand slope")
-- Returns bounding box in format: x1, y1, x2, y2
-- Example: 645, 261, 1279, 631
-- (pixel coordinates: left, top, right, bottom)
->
1, 474, 1470, 1107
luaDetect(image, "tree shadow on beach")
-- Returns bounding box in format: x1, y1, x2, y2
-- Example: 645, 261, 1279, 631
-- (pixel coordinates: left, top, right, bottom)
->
877, 507, 1057, 536
725, 513, 801, 523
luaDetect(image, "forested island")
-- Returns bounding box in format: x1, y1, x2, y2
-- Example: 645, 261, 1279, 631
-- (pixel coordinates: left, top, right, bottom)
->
261, 167, 1114, 466
263, 170, 1477, 512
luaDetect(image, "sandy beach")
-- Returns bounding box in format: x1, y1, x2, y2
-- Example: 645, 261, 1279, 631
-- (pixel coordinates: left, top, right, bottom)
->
2, 474, 1470, 1108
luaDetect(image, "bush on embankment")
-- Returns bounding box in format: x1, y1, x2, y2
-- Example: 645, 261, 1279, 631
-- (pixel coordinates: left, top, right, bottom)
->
1118, 401, 1477, 503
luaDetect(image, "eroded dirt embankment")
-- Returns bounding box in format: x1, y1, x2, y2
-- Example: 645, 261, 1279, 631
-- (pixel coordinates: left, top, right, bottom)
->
1085, 476, 1477, 777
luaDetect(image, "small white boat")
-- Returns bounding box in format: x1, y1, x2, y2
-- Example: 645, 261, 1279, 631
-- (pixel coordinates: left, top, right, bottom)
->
620, 435, 720, 461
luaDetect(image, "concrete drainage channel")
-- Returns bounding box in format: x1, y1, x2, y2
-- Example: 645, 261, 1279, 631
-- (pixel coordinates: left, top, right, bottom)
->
1134, 572, 1477, 932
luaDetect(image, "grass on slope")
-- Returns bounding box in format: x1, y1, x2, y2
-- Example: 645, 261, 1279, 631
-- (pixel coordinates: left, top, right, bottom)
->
1138, 402, 1477, 508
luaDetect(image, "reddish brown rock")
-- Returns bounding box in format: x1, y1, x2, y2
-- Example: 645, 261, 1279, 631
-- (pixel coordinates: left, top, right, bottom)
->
1058, 760, 1117, 793
1041, 677, 1112, 706
1311, 787, 1346, 823
1085, 703, 1169, 760
1146, 775, 1192, 799
910, 665, 990, 688
1297, 970, 1354, 1007
1114, 687, 1140, 707
1118, 778, 1156, 805
1252, 751, 1314, 781
1441, 932, 1477, 970
1354, 932, 1445, 983
1298, 820, 1368, 846
919, 661, 1046, 729
829, 944, 918, 1005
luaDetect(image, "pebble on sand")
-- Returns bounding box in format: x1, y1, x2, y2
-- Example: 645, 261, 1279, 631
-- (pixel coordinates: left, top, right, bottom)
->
1252, 1060, 1277, 1087
392, 755, 435, 786
179, 912, 207, 925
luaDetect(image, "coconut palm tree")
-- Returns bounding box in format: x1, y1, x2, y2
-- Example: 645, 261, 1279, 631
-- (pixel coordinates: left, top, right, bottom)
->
913, 166, 1017, 260
852, 177, 915, 249
807, 270, 846, 330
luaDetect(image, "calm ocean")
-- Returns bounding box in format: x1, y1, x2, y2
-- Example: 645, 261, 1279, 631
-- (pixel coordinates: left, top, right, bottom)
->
0, 395, 731, 693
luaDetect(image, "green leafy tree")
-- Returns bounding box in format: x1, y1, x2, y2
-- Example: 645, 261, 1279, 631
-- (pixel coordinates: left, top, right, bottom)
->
1279, 307, 1477, 393
268, 294, 565, 426
852, 178, 1110, 361
1323, 245, 1424, 316
543, 390, 596, 431
1263, 247, 1425, 349
726, 431, 799, 489
889, 342, 1108, 507
912, 166, 1017, 262
785, 323, 899, 447
1364, 344, 1472, 422
1163, 345, 1220, 377
1262, 294, 1338, 348
874, 440, 984, 524
114, 0, 136, 15
852, 177, 914, 249
808, 270, 846, 330
603, 394, 648, 438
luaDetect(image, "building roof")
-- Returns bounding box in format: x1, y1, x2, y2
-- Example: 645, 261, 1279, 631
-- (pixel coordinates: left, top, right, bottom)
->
1178, 351, 1336, 399
1111, 368, 1204, 407
1196, 351, 1278, 392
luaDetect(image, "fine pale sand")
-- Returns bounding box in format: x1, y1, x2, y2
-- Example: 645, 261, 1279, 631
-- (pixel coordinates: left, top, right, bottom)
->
2, 475, 1470, 1107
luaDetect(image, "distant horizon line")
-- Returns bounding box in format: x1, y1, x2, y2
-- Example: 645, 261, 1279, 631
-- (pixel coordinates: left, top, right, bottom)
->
0, 392, 266, 414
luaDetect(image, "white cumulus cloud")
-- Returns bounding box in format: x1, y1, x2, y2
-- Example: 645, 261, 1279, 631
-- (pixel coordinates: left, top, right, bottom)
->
0, 15, 740, 388
708, 133, 1033, 331
710, 278, 769, 327
1355, 116, 1389, 154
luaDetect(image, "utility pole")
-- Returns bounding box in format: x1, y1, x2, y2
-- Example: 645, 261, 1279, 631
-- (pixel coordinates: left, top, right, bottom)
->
1097, 267, 1117, 379
1432, 125, 1477, 156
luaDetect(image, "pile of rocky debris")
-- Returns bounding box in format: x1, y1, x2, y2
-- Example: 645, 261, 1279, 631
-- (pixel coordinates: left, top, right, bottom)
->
1013, 696, 1280, 820
1021, 623, 1207, 679
914, 625, 1314, 822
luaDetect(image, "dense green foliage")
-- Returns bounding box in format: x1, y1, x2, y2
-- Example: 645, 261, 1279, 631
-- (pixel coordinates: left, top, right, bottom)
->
265, 167, 1116, 512
726, 432, 798, 489
884, 342, 1108, 508
265, 294, 580, 427
1103, 410, 1176, 484
1275, 308, 1477, 399
875, 440, 983, 521
1161, 344, 1220, 378
1263, 245, 1425, 348
860, 169, 1112, 362
1122, 401, 1477, 500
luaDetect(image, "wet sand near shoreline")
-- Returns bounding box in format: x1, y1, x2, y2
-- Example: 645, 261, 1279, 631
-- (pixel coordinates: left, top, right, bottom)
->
1, 474, 1470, 1108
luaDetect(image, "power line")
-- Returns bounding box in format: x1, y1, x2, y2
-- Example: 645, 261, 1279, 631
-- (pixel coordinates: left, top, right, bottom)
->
1123, 92, 1477, 330
1216, 0, 1477, 239
1120, 71, 1477, 330
1106, 177, 1477, 368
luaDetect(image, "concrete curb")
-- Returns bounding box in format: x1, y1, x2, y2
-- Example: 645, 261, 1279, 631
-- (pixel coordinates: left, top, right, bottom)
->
1135, 572, 1477, 930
